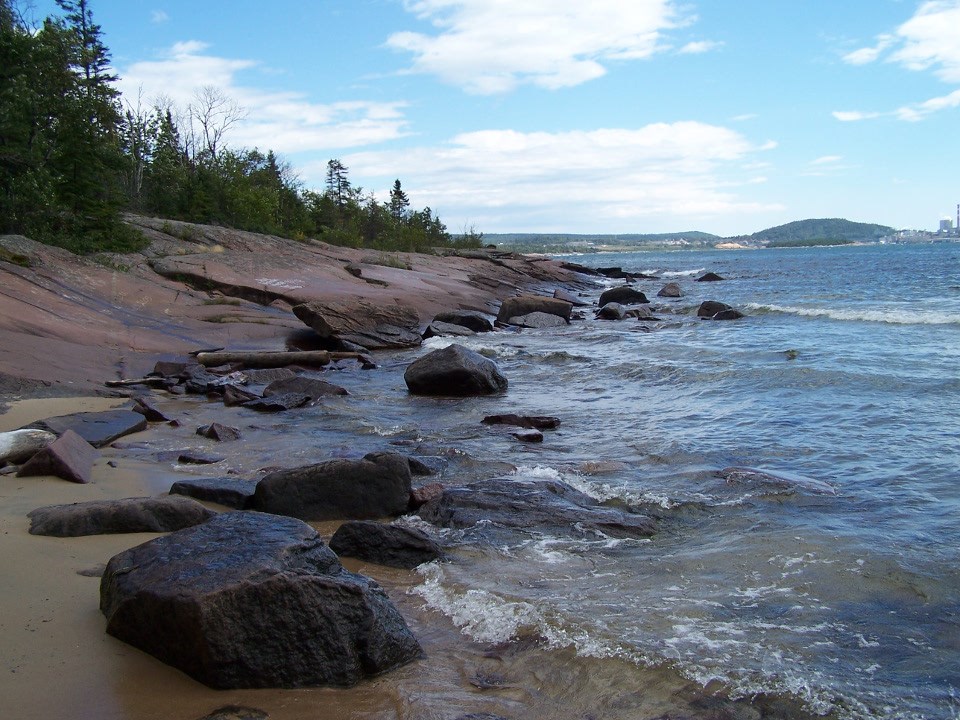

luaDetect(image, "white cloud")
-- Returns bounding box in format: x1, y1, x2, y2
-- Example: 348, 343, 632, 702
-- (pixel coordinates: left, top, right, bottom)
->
387, 0, 686, 94
840, 1, 960, 121
333, 122, 780, 232
150, 10, 169, 24
116, 43, 409, 154
811, 155, 843, 165
678, 40, 723, 55
832, 110, 882, 122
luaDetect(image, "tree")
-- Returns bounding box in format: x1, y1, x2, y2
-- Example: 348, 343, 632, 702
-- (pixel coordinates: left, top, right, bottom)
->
325, 158, 351, 209
388, 178, 409, 222
187, 85, 245, 162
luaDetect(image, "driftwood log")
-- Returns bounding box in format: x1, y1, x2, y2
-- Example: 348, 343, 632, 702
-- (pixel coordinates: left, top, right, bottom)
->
195, 350, 367, 368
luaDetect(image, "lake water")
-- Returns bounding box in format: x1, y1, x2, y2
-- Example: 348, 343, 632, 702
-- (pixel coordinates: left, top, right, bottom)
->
122, 241, 960, 719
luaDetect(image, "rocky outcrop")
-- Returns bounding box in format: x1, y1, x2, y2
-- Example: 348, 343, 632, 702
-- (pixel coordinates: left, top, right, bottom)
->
598, 286, 649, 306
404, 344, 508, 396
250, 452, 413, 521
496, 295, 572, 325
418, 478, 656, 539
329, 520, 444, 568
16, 429, 96, 484
697, 301, 744, 320
292, 300, 421, 350
99, 511, 422, 688
28, 495, 215, 536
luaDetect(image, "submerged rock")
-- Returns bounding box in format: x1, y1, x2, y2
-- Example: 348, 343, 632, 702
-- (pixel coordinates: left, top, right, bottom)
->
28, 495, 215, 536
697, 301, 744, 320
418, 478, 656, 539
481, 414, 561, 430
695, 272, 724, 282
100, 511, 422, 688
404, 344, 508, 396
720, 466, 837, 496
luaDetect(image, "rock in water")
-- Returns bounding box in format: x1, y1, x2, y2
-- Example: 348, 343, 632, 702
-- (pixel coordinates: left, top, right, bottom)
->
0, 428, 57, 465
598, 286, 649, 306
432, 310, 494, 333
292, 300, 421, 350
100, 511, 422, 688
695, 272, 724, 282
697, 301, 744, 320
507, 311, 568, 328
329, 520, 444, 568
251, 452, 413, 521
404, 344, 507, 396
495, 295, 572, 325
657, 282, 683, 298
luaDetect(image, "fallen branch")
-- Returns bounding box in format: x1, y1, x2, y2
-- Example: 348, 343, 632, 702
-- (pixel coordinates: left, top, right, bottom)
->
105, 377, 169, 388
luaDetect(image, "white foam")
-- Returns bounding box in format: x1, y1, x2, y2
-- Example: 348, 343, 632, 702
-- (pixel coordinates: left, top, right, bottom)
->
745, 302, 960, 326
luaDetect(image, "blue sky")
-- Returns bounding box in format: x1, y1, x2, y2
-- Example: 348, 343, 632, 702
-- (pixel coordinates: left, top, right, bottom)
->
27, 0, 960, 235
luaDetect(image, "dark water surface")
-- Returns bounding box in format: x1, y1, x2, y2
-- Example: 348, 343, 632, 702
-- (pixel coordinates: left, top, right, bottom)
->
133, 242, 959, 719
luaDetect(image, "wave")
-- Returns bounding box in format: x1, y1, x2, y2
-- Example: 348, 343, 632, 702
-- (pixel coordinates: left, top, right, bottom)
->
745, 302, 960, 325
659, 267, 706, 278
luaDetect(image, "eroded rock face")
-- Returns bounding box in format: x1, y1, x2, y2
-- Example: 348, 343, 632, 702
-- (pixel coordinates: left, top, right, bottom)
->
251, 452, 413, 521
292, 300, 421, 350
100, 511, 422, 689
403, 344, 507, 396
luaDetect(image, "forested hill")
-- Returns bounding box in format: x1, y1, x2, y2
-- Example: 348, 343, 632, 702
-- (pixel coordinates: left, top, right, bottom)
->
742, 218, 895, 247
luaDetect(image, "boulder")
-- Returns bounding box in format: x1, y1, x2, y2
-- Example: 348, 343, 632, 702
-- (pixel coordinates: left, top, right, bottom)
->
329, 521, 444, 569
262, 376, 348, 401
695, 272, 724, 282
697, 301, 744, 320
292, 300, 421, 350
169, 477, 259, 509
598, 286, 649, 306
242, 393, 312, 412
251, 452, 413, 521
507, 311, 568, 329
596, 302, 626, 320
99, 511, 422, 688
197, 423, 242, 442
422, 321, 476, 340
512, 430, 544, 443
27, 409, 147, 448
720, 467, 837, 496
177, 451, 225, 465
222, 385, 260, 407
624, 306, 660, 320
28, 495, 215, 537
432, 310, 494, 333
241, 367, 297, 384
404, 344, 507, 396
553, 288, 590, 307
418, 478, 656, 539
409, 482, 445, 510
495, 295, 572, 325
481, 414, 561, 430
657, 282, 683, 298
131, 396, 172, 422
16, 429, 96, 484
0, 428, 57, 465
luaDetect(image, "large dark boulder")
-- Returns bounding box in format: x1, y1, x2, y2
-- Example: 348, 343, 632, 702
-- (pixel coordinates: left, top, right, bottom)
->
495, 295, 572, 325
697, 301, 744, 320
695, 272, 724, 282
292, 300, 421, 350
329, 521, 444, 568
251, 452, 413, 521
432, 310, 494, 333
404, 344, 507, 396
598, 286, 649, 306
28, 495, 215, 537
418, 478, 656, 539
99, 512, 422, 688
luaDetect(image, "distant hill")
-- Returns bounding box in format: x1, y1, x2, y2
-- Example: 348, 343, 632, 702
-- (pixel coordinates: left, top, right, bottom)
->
743, 218, 895, 247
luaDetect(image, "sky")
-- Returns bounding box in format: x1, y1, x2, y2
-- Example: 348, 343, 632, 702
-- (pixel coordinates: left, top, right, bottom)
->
25, 0, 960, 236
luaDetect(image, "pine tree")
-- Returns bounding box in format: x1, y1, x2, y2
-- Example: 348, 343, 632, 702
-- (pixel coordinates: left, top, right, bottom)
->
325, 159, 351, 209
389, 178, 409, 222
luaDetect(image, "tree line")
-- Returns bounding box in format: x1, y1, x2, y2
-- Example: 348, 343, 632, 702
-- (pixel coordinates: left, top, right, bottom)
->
0, 0, 481, 254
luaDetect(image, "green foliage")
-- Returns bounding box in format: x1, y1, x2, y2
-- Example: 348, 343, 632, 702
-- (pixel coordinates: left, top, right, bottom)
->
747, 218, 894, 245
767, 237, 855, 248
